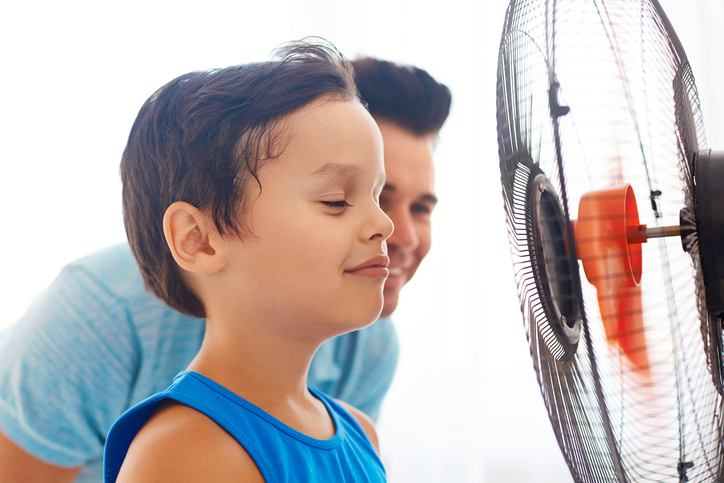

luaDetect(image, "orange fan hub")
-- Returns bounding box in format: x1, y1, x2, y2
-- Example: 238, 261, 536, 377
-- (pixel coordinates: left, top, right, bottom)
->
572, 185, 649, 374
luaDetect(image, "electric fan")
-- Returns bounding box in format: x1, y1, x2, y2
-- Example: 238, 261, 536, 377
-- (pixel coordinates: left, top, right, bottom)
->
496, 0, 724, 482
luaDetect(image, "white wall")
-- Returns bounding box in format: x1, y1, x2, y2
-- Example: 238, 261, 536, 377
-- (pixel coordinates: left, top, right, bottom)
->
1, 0, 721, 481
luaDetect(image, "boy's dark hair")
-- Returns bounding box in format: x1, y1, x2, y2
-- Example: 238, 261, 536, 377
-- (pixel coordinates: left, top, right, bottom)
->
351, 58, 451, 136
121, 40, 358, 318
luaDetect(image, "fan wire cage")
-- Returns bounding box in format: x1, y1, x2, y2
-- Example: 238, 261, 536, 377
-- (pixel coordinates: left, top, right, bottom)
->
496, 1, 724, 482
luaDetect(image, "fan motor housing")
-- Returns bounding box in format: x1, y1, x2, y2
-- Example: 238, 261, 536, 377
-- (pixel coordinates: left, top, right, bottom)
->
695, 149, 724, 317
528, 166, 581, 360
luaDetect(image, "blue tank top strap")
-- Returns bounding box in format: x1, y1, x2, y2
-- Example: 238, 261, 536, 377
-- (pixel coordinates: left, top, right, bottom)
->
103, 392, 168, 483
104, 371, 385, 482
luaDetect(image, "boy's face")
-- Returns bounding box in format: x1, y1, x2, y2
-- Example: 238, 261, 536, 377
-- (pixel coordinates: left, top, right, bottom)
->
216, 98, 393, 338
376, 119, 437, 318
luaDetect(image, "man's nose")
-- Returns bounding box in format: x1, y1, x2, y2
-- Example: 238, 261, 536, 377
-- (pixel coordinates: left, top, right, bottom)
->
387, 209, 419, 250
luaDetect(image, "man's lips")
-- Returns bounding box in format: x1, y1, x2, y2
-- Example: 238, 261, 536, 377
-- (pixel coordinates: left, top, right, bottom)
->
383, 265, 409, 289
345, 255, 390, 278
387, 266, 405, 277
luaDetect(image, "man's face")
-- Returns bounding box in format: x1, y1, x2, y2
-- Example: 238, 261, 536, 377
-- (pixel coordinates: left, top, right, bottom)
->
376, 119, 437, 318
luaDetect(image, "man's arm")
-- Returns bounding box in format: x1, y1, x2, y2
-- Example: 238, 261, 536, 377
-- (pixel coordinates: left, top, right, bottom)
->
0, 246, 146, 481
0, 429, 80, 483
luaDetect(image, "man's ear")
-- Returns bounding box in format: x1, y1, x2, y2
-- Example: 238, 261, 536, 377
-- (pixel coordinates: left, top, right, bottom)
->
163, 201, 225, 274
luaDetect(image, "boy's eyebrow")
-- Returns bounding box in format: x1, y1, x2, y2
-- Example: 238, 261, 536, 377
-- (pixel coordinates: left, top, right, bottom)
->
382, 184, 439, 205
312, 163, 363, 179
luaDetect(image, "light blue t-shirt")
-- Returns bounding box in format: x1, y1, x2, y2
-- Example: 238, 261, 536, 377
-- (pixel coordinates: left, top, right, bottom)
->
0, 243, 398, 483
104, 372, 386, 482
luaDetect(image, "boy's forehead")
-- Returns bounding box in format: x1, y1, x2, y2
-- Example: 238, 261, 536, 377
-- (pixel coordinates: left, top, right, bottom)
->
312, 163, 364, 179
282, 94, 359, 125
258, 99, 383, 180
277, 98, 380, 157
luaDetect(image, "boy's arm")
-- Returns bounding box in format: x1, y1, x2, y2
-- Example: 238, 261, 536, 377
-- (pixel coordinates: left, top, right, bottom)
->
0, 429, 80, 483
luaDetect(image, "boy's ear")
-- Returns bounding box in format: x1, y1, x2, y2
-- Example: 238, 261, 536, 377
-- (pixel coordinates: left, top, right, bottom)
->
163, 202, 225, 274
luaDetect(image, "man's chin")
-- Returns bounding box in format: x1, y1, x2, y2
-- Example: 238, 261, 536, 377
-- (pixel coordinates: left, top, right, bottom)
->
384, 272, 407, 290
380, 289, 400, 318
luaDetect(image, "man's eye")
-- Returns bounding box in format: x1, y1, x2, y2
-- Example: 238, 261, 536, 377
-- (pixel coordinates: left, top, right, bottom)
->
321, 200, 352, 208
411, 203, 432, 214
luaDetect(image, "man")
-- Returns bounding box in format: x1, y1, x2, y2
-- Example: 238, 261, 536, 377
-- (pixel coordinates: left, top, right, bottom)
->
0, 57, 451, 483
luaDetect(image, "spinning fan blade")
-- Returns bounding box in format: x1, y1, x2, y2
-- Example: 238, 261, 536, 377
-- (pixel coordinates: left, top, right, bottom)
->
573, 185, 648, 374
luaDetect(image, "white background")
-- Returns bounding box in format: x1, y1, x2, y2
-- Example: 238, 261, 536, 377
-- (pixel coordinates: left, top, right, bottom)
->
1, 0, 722, 481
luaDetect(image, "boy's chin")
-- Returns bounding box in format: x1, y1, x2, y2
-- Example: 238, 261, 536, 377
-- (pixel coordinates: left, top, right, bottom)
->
347, 300, 385, 331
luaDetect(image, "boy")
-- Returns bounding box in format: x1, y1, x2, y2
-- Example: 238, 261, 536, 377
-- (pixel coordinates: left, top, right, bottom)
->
104, 41, 392, 482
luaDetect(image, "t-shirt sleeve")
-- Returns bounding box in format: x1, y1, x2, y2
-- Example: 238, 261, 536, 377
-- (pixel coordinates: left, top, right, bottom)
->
0, 265, 141, 467
310, 318, 399, 421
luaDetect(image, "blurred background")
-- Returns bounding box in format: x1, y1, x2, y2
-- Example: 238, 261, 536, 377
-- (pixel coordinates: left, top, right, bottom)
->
1, 0, 722, 481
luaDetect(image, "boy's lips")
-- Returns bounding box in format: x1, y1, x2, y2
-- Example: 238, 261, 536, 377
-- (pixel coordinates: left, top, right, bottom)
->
345, 255, 390, 278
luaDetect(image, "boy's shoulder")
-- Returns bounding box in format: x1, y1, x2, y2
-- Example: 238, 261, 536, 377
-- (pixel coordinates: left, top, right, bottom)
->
116, 401, 264, 483
334, 399, 379, 453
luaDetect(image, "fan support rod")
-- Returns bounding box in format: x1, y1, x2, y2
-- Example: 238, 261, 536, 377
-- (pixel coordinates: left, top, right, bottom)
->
643, 225, 680, 239
628, 222, 695, 253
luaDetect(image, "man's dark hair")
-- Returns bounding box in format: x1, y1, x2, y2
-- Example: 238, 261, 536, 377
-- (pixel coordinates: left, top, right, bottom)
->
351, 57, 451, 136
121, 40, 358, 318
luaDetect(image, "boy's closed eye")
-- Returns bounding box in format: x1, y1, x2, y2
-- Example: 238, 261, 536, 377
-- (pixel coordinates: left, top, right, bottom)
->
321, 200, 352, 209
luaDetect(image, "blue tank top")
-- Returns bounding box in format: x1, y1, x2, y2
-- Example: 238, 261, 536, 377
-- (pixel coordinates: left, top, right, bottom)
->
104, 371, 386, 482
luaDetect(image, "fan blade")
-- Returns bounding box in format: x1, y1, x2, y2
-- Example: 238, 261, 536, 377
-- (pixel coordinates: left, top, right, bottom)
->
574, 185, 649, 375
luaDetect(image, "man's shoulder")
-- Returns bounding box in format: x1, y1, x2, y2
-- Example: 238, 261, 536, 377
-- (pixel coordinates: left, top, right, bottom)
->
63, 242, 147, 301
57, 243, 194, 324
48, 242, 203, 353
5, 242, 199, 359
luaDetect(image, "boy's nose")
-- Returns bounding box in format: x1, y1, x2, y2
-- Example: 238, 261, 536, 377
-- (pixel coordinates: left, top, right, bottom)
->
369, 205, 394, 242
